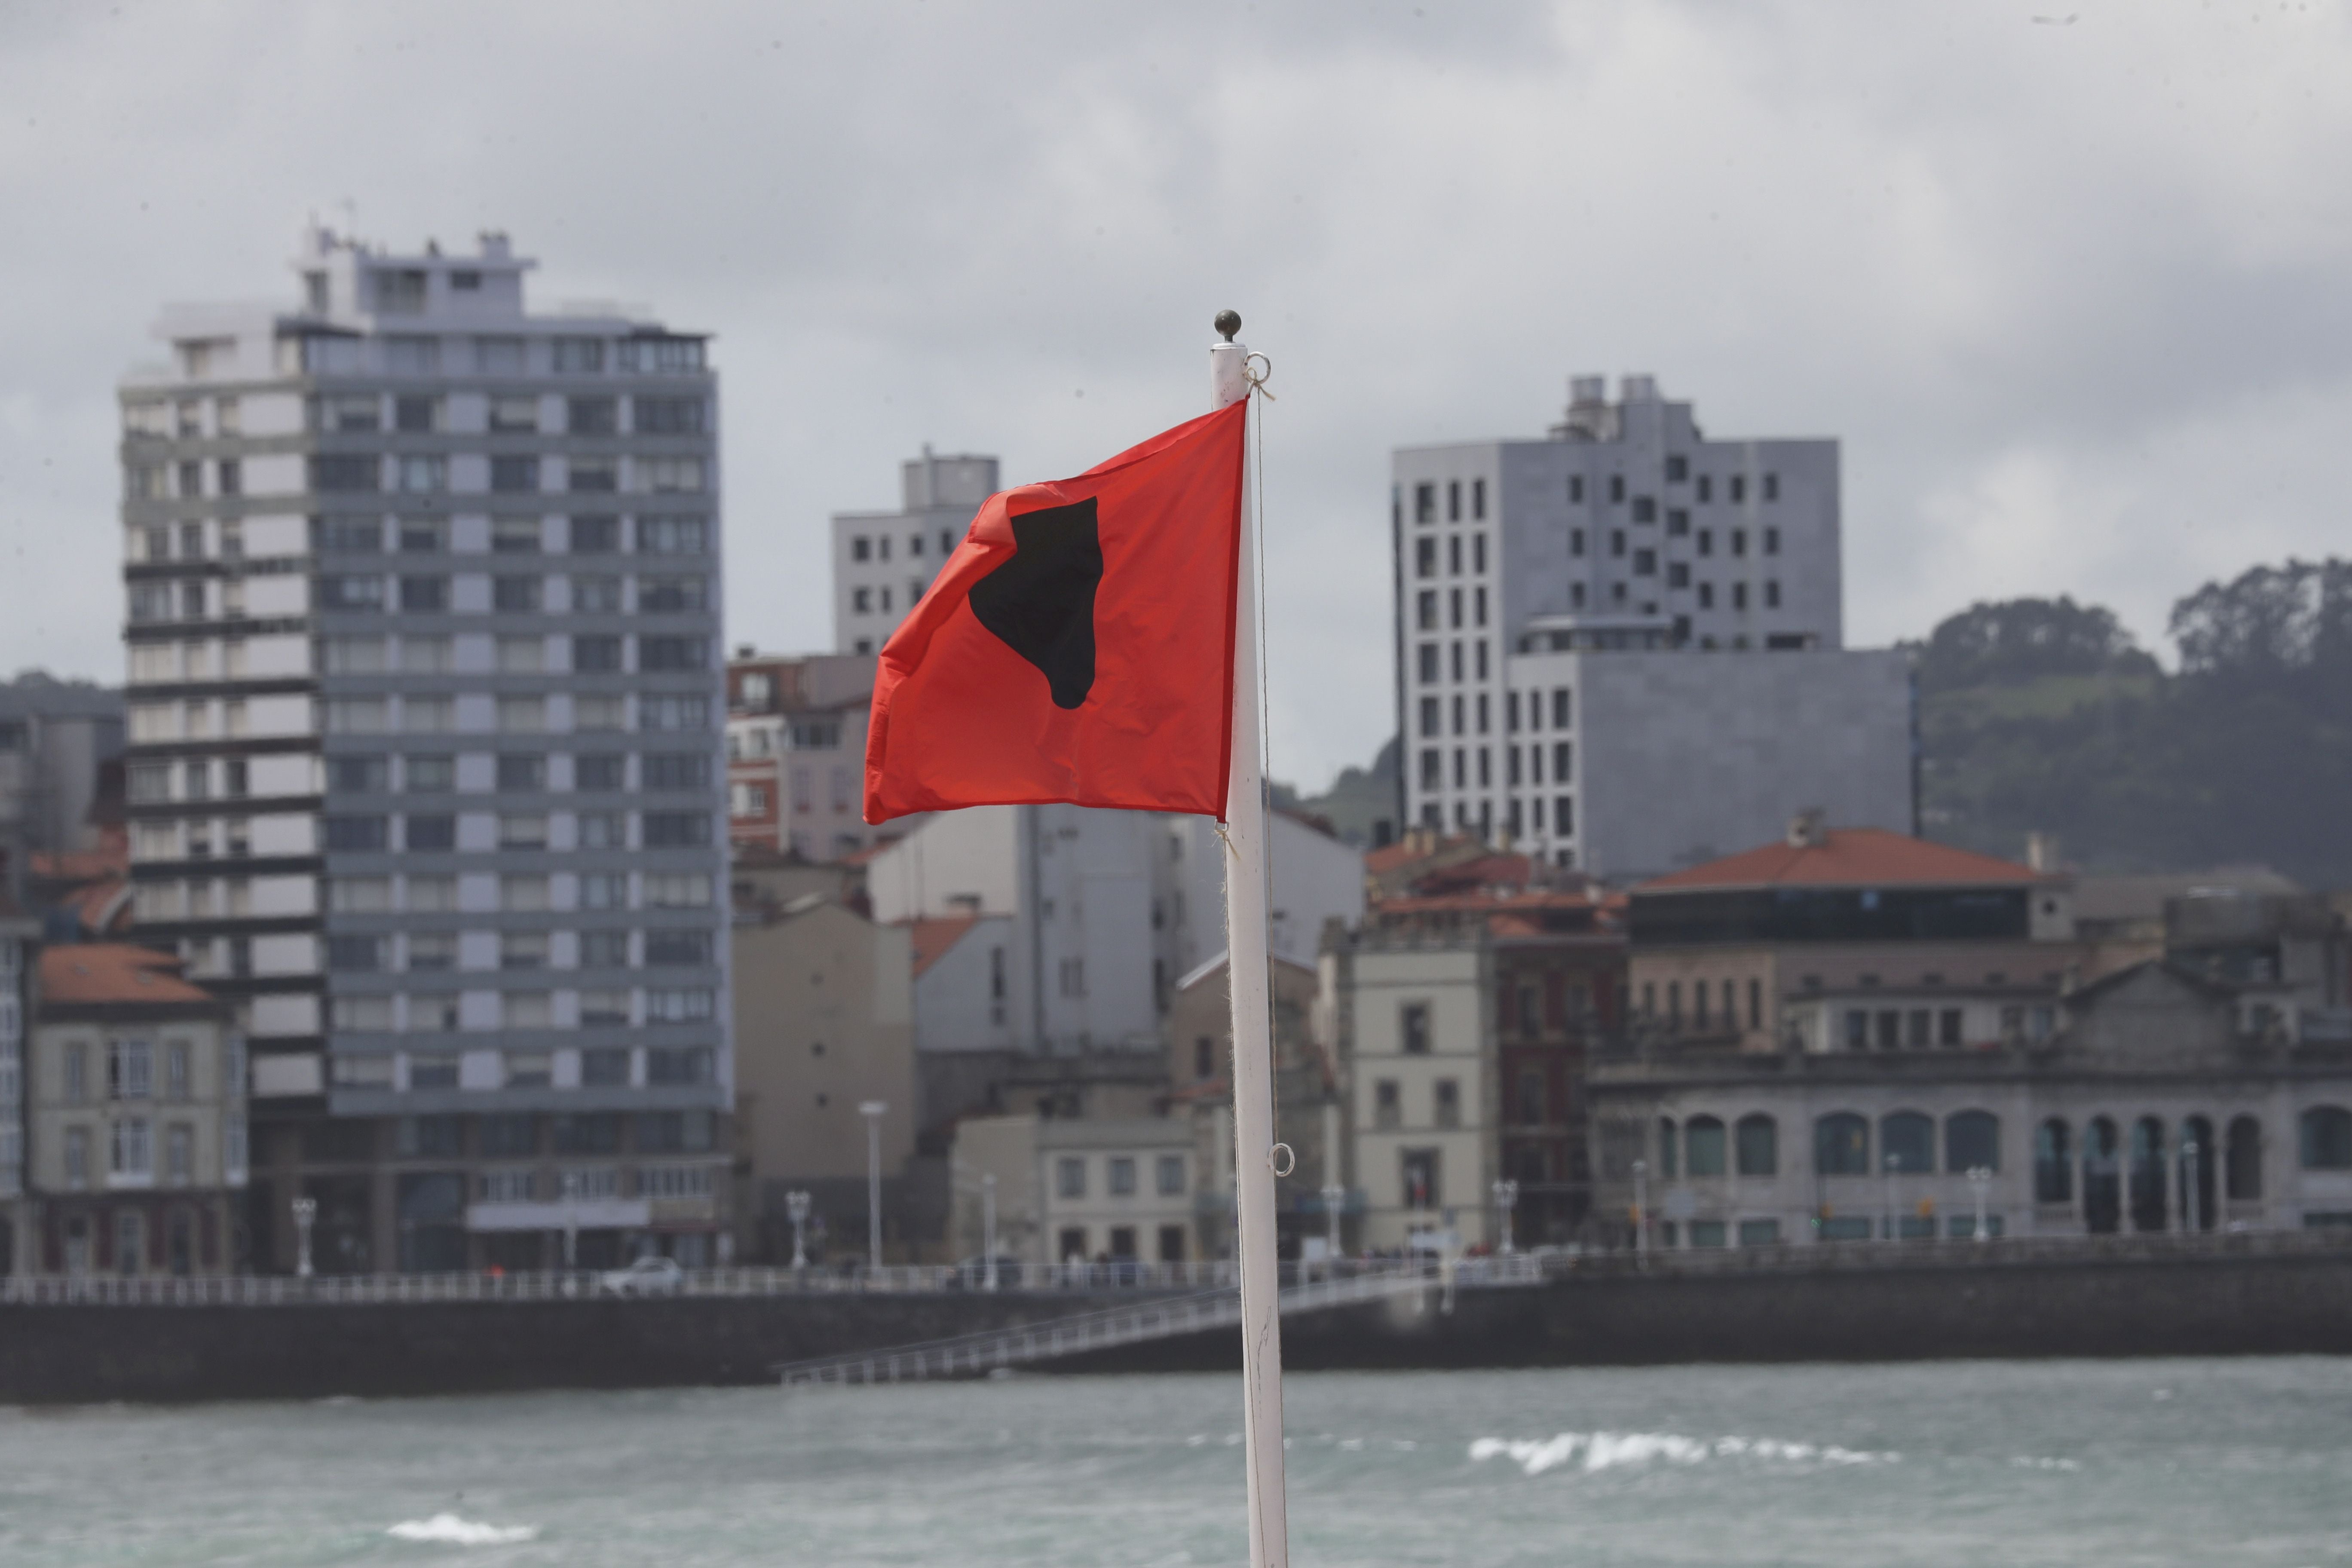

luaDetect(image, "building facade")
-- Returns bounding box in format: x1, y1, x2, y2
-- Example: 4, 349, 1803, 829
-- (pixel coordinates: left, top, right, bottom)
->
832, 450, 998, 655
1393, 374, 1911, 873
26, 945, 245, 1275
118, 224, 730, 1271
723, 651, 879, 860
951, 1112, 1197, 1267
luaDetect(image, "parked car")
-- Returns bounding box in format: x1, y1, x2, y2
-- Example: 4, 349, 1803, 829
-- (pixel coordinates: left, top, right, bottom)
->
598, 1256, 685, 1297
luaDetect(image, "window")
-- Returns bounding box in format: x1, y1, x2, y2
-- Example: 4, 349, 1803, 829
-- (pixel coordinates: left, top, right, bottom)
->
640, 637, 707, 672
579, 929, 631, 969
493, 576, 542, 612
64, 1127, 89, 1189
399, 576, 447, 612
568, 458, 617, 493
636, 516, 707, 555
318, 575, 386, 612
552, 337, 606, 373
645, 989, 714, 1022
165, 1123, 193, 1185
643, 812, 711, 847
111, 1117, 153, 1179
637, 457, 706, 493
582, 1045, 630, 1083
394, 455, 446, 493
1057, 1157, 1086, 1198
1400, 1003, 1431, 1055
107, 1040, 154, 1101
1946, 1110, 2000, 1172
404, 814, 456, 851
634, 395, 706, 434
646, 1046, 714, 1084
1400, 1149, 1439, 1210
643, 873, 711, 907
1735, 1114, 1777, 1176
1815, 1112, 1869, 1176
1685, 1115, 1726, 1177
2300, 1106, 2352, 1170
1881, 1111, 1934, 1174
323, 815, 389, 851
1374, 1079, 1401, 1129
643, 753, 710, 789
500, 932, 548, 971
2034, 1119, 2073, 1203
1433, 1078, 1460, 1128
310, 454, 380, 493
645, 930, 710, 967
327, 934, 386, 972
405, 932, 455, 971
2226, 1116, 2263, 1200
1108, 1156, 1137, 1196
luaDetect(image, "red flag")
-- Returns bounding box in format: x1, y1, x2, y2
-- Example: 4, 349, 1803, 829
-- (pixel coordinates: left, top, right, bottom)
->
864, 399, 1247, 823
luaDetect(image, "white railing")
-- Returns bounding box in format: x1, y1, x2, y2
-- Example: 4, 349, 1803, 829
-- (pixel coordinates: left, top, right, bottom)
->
774, 1260, 1498, 1387
0, 1254, 1551, 1309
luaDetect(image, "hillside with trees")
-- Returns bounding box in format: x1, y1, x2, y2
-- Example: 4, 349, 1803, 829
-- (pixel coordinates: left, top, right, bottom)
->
1917, 560, 2352, 886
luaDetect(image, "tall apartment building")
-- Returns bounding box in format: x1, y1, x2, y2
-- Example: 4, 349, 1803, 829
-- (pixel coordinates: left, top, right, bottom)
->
118, 226, 731, 1272
831, 449, 998, 654
1393, 375, 1911, 879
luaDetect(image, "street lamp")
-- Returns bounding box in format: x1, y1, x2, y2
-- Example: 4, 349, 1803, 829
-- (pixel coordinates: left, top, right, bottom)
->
786, 1189, 812, 1270
290, 1195, 316, 1280
1631, 1159, 1649, 1261
1320, 1180, 1345, 1271
1491, 1177, 1520, 1256
982, 1172, 999, 1291
1883, 1152, 1903, 1244
560, 1170, 581, 1272
1966, 1165, 1993, 1242
858, 1101, 887, 1274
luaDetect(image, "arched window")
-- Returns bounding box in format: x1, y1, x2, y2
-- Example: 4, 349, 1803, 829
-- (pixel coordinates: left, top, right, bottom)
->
1657, 1117, 1679, 1179
2300, 1106, 2352, 1170
1686, 1115, 1727, 1177
2226, 1115, 2263, 1200
1880, 1111, 1934, 1175
2128, 1116, 2168, 1232
2182, 1115, 2217, 1231
1735, 1114, 1777, 1177
1815, 1112, 1869, 1176
1945, 1110, 2000, 1173
2034, 1119, 2072, 1203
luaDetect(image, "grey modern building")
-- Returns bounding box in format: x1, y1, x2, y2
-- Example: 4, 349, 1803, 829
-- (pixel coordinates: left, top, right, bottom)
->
831, 448, 997, 655
1393, 374, 1911, 878
118, 225, 731, 1272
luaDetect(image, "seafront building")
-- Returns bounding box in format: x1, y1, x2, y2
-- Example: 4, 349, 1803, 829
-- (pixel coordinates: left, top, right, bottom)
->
116, 226, 731, 1271
830, 449, 998, 655
722, 651, 880, 861
1391, 375, 1911, 877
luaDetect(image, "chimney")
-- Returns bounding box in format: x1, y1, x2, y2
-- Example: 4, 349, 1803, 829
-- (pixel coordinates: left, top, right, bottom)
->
1548, 374, 1614, 441
2026, 832, 2061, 874
1786, 808, 1826, 849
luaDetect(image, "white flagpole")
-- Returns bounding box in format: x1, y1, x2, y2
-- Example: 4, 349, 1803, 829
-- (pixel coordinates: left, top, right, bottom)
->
1211, 312, 1288, 1568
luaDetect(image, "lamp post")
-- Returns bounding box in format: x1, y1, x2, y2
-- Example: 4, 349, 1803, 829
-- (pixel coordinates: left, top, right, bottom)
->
1491, 1177, 1520, 1256
1883, 1152, 1902, 1244
1966, 1164, 1993, 1242
290, 1195, 316, 1280
1631, 1159, 1649, 1261
786, 1189, 812, 1270
1320, 1181, 1345, 1272
560, 1170, 580, 1272
858, 1100, 887, 1274
982, 1172, 998, 1291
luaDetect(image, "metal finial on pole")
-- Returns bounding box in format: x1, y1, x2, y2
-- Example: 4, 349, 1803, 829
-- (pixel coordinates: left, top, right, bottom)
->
1212, 314, 1286, 1568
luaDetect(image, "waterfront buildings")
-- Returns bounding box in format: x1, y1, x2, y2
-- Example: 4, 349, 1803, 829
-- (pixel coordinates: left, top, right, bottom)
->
951, 1111, 1198, 1266
723, 651, 879, 860
1391, 374, 1911, 876
24, 944, 244, 1274
1589, 825, 2352, 1246
729, 893, 915, 1263
831, 450, 998, 655
118, 225, 730, 1271
0, 898, 34, 1265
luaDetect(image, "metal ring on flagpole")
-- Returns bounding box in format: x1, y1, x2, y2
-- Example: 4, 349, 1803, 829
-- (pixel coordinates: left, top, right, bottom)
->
1244, 352, 1275, 399
1269, 1143, 1295, 1177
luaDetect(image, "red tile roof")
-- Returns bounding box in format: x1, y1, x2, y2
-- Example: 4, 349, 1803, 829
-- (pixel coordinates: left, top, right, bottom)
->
1638, 828, 2043, 894
38, 944, 217, 1008
905, 915, 981, 978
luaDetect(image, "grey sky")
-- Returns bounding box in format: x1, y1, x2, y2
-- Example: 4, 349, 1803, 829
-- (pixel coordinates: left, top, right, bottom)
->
3, 1, 2347, 790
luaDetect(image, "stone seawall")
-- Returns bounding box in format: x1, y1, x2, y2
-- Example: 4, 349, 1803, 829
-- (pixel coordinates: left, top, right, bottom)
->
6, 1247, 2349, 1404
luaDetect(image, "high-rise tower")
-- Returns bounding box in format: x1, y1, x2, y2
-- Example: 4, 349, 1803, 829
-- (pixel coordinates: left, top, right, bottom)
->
118, 226, 732, 1272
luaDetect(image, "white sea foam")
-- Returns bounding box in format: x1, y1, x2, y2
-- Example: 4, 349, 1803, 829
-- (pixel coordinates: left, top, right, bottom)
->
1469, 1431, 1896, 1476
386, 1513, 540, 1545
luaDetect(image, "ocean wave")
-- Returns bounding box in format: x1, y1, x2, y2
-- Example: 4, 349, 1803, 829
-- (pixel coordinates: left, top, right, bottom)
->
1469, 1431, 1896, 1476
386, 1513, 541, 1545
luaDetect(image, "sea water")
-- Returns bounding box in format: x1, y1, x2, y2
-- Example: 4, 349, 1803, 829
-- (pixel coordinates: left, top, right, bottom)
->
0, 1358, 2346, 1566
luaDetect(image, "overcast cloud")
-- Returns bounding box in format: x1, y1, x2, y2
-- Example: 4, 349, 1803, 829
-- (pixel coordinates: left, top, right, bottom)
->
3, 1, 2348, 790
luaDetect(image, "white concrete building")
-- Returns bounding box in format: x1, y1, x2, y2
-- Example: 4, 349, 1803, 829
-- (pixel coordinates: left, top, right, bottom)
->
831, 450, 998, 655
117, 224, 731, 1271
1393, 374, 1911, 876
867, 804, 1365, 1057
951, 1111, 1199, 1266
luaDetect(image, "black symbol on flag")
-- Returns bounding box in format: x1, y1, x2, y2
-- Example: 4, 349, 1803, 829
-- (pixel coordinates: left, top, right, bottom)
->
969, 497, 1102, 710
